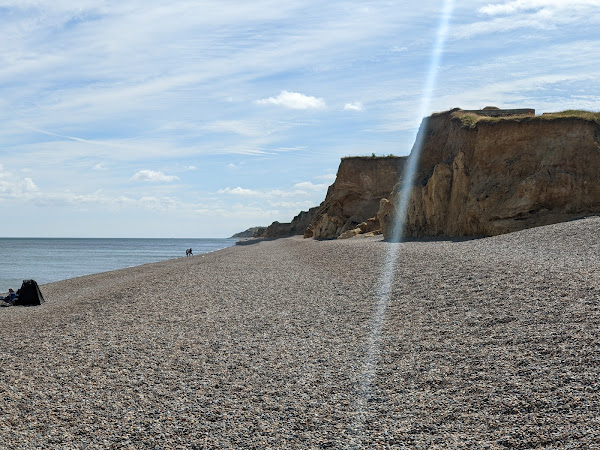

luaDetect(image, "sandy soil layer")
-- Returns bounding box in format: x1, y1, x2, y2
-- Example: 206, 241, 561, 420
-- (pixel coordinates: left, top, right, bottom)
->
1, 217, 600, 448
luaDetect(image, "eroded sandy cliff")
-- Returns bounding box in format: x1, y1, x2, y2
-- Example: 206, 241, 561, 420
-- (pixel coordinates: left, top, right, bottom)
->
307, 156, 406, 239
258, 206, 319, 239
379, 109, 600, 238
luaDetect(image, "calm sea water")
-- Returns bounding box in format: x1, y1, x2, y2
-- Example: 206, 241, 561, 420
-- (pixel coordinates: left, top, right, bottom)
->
0, 238, 237, 291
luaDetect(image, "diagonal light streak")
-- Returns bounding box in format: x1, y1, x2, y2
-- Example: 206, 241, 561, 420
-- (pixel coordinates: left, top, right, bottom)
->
351, 0, 456, 445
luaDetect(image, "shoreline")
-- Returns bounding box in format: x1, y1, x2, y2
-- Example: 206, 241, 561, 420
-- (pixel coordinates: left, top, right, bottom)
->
0, 237, 238, 295
1, 219, 599, 446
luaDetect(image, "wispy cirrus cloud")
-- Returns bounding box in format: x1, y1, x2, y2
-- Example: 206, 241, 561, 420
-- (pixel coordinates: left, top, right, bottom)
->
479, 0, 599, 16
2, 0, 598, 237
201, 120, 271, 137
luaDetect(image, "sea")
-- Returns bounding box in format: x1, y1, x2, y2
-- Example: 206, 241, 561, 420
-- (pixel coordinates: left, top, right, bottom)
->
0, 238, 237, 292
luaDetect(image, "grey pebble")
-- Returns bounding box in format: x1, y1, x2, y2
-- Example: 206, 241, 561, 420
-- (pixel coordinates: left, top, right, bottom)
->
1, 217, 600, 448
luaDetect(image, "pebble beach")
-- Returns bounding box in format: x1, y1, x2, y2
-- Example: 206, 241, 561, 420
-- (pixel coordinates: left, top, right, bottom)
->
1, 217, 600, 448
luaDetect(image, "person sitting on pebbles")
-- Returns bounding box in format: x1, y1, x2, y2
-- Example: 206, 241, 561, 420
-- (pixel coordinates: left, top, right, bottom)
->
1, 288, 17, 305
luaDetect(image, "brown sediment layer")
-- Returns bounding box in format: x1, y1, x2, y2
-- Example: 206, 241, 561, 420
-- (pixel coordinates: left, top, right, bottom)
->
1, 217, 600, 447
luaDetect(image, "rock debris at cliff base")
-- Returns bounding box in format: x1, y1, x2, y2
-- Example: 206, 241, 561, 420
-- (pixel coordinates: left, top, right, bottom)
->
1, 217, 600, 447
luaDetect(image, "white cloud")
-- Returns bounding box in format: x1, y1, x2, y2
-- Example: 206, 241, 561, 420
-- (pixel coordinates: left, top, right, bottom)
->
2, 0, 598, 236
0, 164, 39, 200
315, 173, 337, 182
257, 91, 326, 110
131, 170, 179, 182
293, 181, 329, 191
31, 190, 181, 213
217, 186, 259, 196
479, 0, 598, 16
211, 203, 282, 220
137, 196, 179, 212
0, 178, 184, 213
217, 180, 330, 203
344, 102, 363, 111
0, 178, 38, 198
453, 0, 600, 38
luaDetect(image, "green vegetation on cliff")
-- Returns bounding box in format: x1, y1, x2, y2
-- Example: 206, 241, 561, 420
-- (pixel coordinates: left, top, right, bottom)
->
453, 109, 600, 128
541, 110, 600, 124
341, 155, 402, 161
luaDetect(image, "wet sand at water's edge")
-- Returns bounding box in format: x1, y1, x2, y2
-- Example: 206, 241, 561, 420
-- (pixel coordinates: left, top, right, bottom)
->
1, 217, 600, 447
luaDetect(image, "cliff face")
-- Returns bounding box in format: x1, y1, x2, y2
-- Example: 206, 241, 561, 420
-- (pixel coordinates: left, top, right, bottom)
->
260, 206, 319, 238
230, 226, 265, 238
307, 156, 406, 239
379, 109, 600, 238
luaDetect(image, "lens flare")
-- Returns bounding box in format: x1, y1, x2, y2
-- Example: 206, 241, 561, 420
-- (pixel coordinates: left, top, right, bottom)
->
389, 0, 456, 243
351, 0, 456, 443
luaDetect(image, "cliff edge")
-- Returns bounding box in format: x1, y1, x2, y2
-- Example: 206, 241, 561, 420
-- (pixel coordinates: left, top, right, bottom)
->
306, 156, 406, 239
257, 207, 319, 239
379, 108, 600, 238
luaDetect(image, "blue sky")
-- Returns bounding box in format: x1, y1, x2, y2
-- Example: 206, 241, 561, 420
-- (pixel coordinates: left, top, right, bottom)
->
1, 0, 599, 237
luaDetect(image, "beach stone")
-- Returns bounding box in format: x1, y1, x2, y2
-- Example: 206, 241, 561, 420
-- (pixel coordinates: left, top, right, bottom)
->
0, 217, 599, 447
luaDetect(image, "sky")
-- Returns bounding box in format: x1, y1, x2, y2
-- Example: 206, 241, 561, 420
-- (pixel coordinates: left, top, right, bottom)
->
1, 0, 599, 238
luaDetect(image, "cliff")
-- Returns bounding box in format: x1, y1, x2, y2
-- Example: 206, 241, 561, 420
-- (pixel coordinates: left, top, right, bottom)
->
306, 156, 406, 239
249, 107, 600, 241
259, 206, 319, 239
379, 109, 600, 238
230, 227, 265, 238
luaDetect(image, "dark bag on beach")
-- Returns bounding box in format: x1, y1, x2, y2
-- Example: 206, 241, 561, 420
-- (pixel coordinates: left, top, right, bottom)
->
13, 279, 45, 306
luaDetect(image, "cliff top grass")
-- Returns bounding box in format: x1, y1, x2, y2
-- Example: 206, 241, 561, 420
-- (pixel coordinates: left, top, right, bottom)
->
452, 109, 600, 128
341, 154, 405, 160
